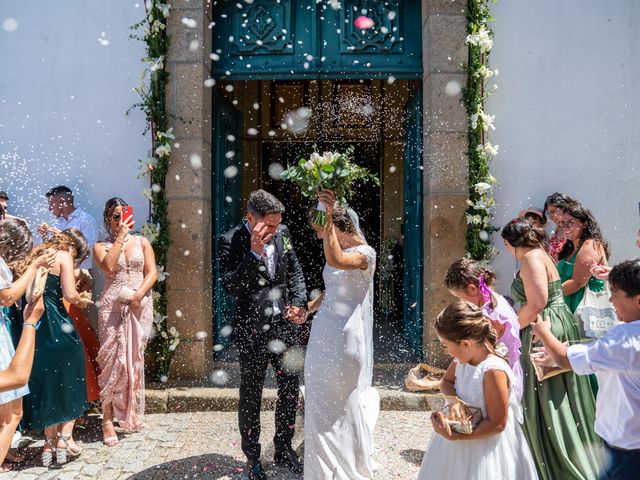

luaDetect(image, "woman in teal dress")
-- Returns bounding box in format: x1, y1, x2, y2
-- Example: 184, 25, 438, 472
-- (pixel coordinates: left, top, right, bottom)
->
501, 219, 601, 480
556, 202, 609, 314
15, 228, 93, 466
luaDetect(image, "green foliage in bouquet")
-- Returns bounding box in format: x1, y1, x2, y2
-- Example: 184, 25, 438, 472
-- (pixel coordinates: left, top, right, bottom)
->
280, 145, 380, 226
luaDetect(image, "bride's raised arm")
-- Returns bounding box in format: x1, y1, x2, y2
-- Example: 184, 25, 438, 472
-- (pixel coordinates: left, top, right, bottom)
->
318, 190, 368, 271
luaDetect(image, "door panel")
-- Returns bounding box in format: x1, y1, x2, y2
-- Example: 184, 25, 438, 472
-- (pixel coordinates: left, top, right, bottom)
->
402, 88, 424, 358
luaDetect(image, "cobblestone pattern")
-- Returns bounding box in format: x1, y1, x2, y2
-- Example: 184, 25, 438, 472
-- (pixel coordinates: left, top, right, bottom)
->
7, 410, 433, 479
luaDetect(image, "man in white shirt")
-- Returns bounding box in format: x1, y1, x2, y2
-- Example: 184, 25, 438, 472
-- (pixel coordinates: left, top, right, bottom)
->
37, 185, 99, 271
533, 258, 640, 480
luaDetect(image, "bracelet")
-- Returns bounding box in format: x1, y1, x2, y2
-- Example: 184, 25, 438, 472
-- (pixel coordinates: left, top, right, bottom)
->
23, 321, 40, 330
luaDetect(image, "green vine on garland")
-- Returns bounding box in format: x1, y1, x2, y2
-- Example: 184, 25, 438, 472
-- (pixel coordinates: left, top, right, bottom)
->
128, 1, 179, 381
464, 0, 499, 261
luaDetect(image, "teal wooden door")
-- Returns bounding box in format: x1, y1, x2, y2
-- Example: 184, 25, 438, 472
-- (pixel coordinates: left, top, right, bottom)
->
212, 94, 242, 346
212, 0, 422, 80
402, 88, 423, 358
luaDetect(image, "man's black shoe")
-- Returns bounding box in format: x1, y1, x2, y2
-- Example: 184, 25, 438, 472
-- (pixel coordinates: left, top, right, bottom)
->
247, 459, 268, 480
274, 448, 303, 474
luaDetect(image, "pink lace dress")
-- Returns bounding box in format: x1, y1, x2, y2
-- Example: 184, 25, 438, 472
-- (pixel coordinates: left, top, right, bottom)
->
96, 235, 153, 431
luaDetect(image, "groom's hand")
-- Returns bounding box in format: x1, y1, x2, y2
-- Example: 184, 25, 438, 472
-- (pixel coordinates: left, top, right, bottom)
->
285, 305, 308, 325
251, 221, 274, 256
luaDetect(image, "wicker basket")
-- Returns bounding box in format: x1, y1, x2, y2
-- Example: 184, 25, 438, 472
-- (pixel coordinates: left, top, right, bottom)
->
404, 363, 446, 392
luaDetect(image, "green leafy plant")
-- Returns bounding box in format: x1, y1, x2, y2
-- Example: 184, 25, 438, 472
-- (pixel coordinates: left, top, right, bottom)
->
128, 1, 174, 381
463, 0, 499, 261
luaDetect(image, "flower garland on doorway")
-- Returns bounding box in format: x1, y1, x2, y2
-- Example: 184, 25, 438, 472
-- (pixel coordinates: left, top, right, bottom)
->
129, 1, 179, 381
464, 0, 499, 261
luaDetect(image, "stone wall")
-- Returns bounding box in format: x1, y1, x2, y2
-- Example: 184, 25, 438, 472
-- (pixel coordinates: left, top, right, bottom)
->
421, 0, 469, 366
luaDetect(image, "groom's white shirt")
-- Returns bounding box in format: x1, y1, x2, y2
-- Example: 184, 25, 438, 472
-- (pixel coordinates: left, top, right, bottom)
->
244, 220, 280, 315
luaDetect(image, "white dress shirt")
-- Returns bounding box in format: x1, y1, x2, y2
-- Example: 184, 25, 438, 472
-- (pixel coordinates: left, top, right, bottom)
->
568, 319, 640, 450
245, 221, 280, 316
54, 207, 99, 269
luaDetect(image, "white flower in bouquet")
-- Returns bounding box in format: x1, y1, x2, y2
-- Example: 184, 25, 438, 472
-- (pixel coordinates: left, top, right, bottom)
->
303, 160, 315, 171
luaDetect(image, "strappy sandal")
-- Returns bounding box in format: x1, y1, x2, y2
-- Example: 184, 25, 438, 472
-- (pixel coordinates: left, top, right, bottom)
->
102, 421, 119, 446
41, 436, 56, 467
56, 435, 82, 464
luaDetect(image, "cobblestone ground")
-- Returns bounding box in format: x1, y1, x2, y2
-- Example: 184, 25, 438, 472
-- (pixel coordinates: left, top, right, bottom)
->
6, 410, 433, 479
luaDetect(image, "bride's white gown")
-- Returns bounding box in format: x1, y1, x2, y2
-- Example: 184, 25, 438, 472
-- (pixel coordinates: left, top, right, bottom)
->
304, 244, 380, 480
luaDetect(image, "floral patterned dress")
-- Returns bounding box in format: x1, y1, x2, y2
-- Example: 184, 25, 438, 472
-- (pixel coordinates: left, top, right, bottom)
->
96, 235, 153, 431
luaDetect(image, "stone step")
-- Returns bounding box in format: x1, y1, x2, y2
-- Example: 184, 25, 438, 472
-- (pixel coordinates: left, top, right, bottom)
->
145, 363, 446, 413
145, 385, 445, 414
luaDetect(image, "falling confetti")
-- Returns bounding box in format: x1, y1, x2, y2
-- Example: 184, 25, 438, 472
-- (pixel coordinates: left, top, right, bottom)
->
354, 16, 374, 30
267, 339, 286, 354
2, 18, 18, 32
210, 369, 229, 386
445, 80, 462, 96
223, 165, 239, 178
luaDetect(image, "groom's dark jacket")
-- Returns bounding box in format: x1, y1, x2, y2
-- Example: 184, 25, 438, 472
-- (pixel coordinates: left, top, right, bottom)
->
217, 222, 307, 346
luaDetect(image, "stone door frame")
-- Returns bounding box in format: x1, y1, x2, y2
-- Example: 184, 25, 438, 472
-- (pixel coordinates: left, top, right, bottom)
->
164, 0, 468, 379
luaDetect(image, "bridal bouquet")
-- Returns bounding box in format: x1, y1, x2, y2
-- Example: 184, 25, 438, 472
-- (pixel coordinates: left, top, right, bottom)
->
280, 145, 380, 226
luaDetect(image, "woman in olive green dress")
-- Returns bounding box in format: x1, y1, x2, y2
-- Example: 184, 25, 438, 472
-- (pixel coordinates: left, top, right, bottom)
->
501, 219, 601, 480
14, 229, 93, 466
556, 202, 609, 314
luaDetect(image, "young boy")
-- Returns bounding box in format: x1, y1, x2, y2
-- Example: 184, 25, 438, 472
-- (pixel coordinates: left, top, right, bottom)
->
532, 259, 640, 480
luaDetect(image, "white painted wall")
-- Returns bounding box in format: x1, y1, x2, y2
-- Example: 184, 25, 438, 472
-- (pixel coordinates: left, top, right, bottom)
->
0, 1, 149, 236
487, 0, 640, 294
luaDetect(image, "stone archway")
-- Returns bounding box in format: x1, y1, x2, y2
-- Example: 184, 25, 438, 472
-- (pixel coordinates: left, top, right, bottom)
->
164, 0, 469, 379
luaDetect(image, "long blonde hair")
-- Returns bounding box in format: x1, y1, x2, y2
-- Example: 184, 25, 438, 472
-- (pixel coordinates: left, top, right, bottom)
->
13, 229, 89, 278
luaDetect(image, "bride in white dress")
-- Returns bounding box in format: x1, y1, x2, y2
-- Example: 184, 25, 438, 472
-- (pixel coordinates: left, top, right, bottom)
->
304, 189, 379, 480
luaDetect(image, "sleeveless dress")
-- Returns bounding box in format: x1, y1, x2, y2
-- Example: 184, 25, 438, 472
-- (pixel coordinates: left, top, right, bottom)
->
512, 274, 601, 480
417, 355, 538, 480
96, 235, 153, 431
557, 249, 605, 313
0, 257, 29, 405
304, 245, 380, 480
22, 274, 88, 430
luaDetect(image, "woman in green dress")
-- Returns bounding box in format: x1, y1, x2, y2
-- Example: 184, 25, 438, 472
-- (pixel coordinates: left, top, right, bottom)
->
501, 219, 601, 480
14, 228, 93, 466
556, 202, 609, 314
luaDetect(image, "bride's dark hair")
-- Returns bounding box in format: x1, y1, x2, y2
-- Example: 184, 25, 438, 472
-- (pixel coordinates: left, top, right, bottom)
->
307, 206, 357, 235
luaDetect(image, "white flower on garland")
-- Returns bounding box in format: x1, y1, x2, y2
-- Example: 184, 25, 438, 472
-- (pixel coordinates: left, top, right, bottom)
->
154, 312, 168, 325
471, 110, 496, 131
149, 55, 164, 72
157, 265, 170, 282
141, 221, 161, 243
158, 2, 171, 18
475, 65, 499, 79
142, 188, 153, 200
466, 214, 484, 225
476, 142, 499, 156
466, 26, 493, 54
155, 143, 171, 157
156, 127, 174, 142
474, 182, 493, 195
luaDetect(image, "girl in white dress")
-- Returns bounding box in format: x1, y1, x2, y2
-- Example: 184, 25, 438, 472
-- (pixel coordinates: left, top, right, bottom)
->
417, 301, 538, 480
304, 189, 379, 480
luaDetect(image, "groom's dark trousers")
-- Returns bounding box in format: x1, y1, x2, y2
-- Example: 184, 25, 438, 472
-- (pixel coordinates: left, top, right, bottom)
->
218, 223, 307, 461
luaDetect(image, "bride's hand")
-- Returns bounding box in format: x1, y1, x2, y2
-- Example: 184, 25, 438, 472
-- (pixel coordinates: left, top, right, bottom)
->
318, 189, 336, 217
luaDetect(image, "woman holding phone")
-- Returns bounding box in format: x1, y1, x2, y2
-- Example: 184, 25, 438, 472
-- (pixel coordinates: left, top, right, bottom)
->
93, 198, 157, 446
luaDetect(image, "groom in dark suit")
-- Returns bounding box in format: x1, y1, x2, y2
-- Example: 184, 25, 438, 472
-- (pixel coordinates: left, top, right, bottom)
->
218, 190, 307, 480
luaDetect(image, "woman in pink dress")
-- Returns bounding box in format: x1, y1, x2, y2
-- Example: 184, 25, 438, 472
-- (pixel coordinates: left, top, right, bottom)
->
93, 198, 157, 446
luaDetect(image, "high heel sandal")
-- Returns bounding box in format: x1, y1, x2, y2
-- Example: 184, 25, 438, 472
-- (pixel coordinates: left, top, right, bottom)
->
56, 435, 82, 464
102, 421, 119, 446
41, 437, 56, 467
